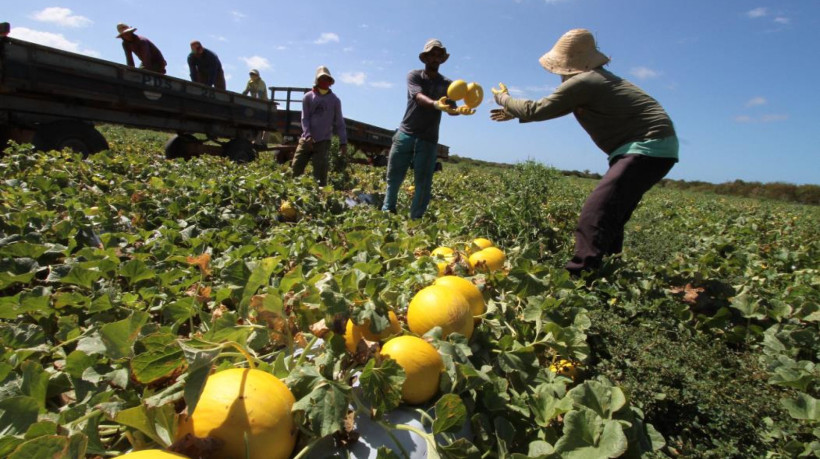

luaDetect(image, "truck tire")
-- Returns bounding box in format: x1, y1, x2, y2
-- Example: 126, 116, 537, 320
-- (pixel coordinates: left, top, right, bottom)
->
32, 120, 108, 157
223, 138, 257, 163
164, 134, 199, 160
373, 155, 388, 167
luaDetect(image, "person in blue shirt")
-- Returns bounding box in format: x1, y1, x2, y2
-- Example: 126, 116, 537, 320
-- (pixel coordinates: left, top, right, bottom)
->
187, 41, 225, 89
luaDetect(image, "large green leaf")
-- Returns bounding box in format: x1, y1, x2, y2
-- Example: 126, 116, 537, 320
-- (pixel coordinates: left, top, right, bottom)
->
433, 394, 468, 435
553, 408, 628, 458
99, 311, 150, 360
292, 379, 351, 437
358, 357, 404, 415
0, 396, 40, 436
782, 393, 819, 421
568, 380, 626, 420
239, 256, 280, 316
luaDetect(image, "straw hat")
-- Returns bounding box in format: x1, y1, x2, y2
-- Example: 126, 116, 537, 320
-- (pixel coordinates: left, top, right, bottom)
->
115, 23, 137, 38
314, 65, 334, 85
539, 29, 610, 75
418, 39, 449, 63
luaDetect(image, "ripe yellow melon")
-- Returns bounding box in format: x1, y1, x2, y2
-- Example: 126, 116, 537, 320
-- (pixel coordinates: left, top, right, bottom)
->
279, 201, 297, 222
380, 335, 444, 404
344, 310, 402, 352
114, 451, 188, 459
434, 276, 485, 318
463, 82, 484, 108
176, 368, 296, 459
549, 359, 580, 380
472, 238, 494, 250
407, 285, 473, 339
447, 79, 468, 100
469, 247, 505, 272
431, 246, 456, 276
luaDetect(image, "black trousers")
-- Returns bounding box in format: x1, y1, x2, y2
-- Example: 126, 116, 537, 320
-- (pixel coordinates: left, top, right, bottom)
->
566, 154, 676, 274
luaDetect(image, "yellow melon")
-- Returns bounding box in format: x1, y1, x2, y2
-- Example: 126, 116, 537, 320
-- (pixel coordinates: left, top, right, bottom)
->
279, 201, 297, 222
434, 276, 485, 317
463, 82, 484, 108
469, 247, 506, 272
380, 335, 444, 404
344, 310, 402, 352
407, 285, 473, 339
176, 368, 296, 459
447, 79, 468, 100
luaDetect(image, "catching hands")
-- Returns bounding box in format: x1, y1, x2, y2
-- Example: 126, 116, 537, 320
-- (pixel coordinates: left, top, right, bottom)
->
491, 83, 510, 106
456, 105, 475, 116
489, 108, 516, 122
434, 96, 458, 115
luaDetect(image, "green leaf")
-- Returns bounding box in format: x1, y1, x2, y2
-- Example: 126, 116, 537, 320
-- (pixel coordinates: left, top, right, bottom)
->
358, 358, 404, 415
433, 394, 468, 434
0, 272, 35, 290
531, 383, 573, 427
239, 257, 280, 316
99, 311, 150, 360
131, 346, 186, 385
59, 266, 102, 289
292, 380, 351, 437
438, 438, 481, 459
0, 396, 40, 436
568, 380, 627, 420
553, 408, 628, 458
114, 404, 174, 447
781, 393, 820, 421
7, 435, 76, 459
21, 361, 50, 412
730, 289, 766, 320
120, 259, 156, 285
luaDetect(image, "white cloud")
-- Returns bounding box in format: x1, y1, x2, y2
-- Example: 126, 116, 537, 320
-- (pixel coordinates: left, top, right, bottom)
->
314, 33, 340, 45
276, 45, 287, 51
239, 56, 271, 70
340, 71, 366, 85
9, 27, 99, 57
745, 96, 767, 107
343, 47, 355, 53
370, 81, 393, 89
231, 11, 246, 21
31, 7, 92, 28
211, 35, 228, 42
774, 16, 790, 24
507, 86, 526, 96
747, 7, 767, 18
761, 114, 788, 122
734, 113, 788, 123
630, 66, 661, 80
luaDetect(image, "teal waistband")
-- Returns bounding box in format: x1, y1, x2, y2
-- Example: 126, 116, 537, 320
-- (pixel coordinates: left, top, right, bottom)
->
609, 135, 679, 162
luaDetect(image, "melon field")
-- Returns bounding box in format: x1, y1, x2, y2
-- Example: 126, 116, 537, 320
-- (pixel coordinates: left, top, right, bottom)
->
1, 126, 818, 459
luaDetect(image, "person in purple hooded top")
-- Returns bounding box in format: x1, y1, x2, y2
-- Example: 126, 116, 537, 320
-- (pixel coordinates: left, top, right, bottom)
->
291, 66, 348, 186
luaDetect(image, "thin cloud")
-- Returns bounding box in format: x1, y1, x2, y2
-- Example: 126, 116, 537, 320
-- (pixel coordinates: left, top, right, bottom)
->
630, 66, 661, 80
231, 11, 246, 22
761, 114, 788, 122
211, 35, 228, 42
9, 27, 99, 57
774, 17, 790, 24
746, 97, 767, 107
276, 45, 287, 51
747, 7, 767, 18
31, 7, 92, 28
314, 33, 340, 45
370, 81, 393, 89
733, 113, 788, 123
340, 71, 366, 85
239, 56, 271, 71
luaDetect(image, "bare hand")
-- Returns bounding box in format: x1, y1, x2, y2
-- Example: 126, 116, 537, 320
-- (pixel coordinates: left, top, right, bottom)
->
490, 108, 515, 122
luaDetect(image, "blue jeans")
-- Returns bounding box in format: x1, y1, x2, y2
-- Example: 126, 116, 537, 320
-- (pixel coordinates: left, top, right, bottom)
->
381, 131, 438, 219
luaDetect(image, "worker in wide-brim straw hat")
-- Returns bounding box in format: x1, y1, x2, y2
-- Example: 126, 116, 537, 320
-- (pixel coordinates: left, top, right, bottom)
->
115, 23, 166, 74
490, 28, 680, 277
290, 65, 348, 187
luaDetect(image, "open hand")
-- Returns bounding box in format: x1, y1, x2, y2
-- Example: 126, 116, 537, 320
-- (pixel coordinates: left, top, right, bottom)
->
490, 108, 515, 122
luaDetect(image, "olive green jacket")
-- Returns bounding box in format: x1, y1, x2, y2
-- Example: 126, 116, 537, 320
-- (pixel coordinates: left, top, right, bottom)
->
501, 68, 675, 155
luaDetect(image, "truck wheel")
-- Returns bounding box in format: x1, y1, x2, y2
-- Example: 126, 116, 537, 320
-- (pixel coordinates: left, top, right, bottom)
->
223, 138, 257, 163
434, 161, 443, 172
32, 120, 108, 157
165, 134, 199, 160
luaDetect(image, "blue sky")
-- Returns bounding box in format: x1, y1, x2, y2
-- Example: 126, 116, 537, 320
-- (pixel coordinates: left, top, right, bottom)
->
6, 0, 819, 185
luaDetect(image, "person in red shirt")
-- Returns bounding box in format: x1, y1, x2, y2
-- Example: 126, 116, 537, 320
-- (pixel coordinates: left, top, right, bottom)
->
115, 23, 166, 74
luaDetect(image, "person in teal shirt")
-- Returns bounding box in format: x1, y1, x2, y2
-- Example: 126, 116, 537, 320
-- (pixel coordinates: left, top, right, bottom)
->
491, 29, 679, 275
